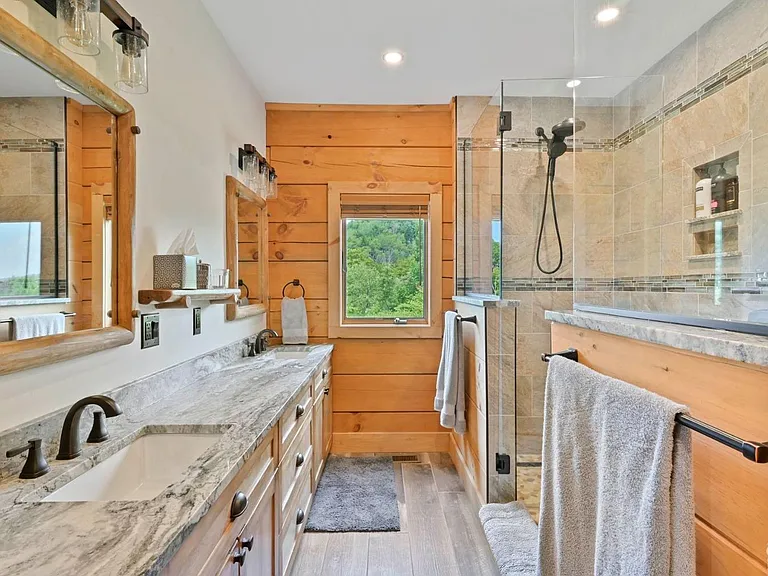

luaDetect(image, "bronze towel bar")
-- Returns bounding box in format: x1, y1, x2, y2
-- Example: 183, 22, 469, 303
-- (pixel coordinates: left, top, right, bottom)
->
542, 348, 768, 464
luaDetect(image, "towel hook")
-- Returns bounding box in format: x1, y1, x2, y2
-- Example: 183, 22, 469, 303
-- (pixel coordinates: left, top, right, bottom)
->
282, 279, 306, 298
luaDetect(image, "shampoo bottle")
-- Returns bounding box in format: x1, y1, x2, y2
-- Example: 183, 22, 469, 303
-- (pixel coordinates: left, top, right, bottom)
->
695, 178, 712, 218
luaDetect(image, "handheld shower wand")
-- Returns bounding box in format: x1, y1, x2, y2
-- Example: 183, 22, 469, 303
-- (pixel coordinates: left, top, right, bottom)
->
535, 118, 585, 275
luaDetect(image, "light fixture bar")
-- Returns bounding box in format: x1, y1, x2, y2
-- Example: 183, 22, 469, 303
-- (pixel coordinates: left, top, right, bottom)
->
101, 0, 149, 45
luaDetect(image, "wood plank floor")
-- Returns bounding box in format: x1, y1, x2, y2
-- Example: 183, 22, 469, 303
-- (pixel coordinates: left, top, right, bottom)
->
290, 453, 500, 576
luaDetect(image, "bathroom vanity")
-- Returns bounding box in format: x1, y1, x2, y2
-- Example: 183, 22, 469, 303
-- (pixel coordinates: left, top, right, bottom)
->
0, 345, 333, 576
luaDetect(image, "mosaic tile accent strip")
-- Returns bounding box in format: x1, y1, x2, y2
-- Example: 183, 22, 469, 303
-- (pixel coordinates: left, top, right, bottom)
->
615, 40, 768, 149
459, 136, 613, 152
0, 138, 65, 152
459, 274, 768, 295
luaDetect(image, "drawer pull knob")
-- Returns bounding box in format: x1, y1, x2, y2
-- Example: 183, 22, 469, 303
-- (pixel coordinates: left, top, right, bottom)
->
296, 508, 305, 524
322, 369, 328, 379
296, 453, 305, 467
230, 491, 248, 520
241, 536, 254, 551
233, 549, 248, 566
296, 404, 306, 418
324, 387, 330, 396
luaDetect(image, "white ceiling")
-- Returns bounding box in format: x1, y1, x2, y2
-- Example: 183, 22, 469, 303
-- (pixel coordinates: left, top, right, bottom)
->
202, 0, 733, 104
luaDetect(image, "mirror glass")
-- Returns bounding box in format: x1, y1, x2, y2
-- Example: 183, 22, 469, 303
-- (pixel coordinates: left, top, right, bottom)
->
0, 41, 116, 342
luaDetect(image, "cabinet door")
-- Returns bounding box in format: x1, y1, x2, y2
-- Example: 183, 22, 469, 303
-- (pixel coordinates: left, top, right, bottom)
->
322, 382, 332, 459
216, 540, 241, 576
312, 394, 324, 489
239, 481, 277, 576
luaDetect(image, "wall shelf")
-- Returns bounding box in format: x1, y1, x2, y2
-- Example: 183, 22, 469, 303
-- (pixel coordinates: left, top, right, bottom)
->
686, 208, 742, 228
138, 289, 240, 309
687, 251, 742, 262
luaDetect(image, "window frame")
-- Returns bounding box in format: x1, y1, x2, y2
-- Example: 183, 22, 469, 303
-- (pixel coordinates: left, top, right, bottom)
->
328, 182, 443, 339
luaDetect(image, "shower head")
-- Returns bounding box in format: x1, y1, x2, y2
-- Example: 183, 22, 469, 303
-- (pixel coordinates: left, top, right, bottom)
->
551, 117, 586, 141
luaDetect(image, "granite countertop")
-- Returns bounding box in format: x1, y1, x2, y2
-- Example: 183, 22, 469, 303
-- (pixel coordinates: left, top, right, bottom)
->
0, 344, 333, 576
545, 310, 768, 368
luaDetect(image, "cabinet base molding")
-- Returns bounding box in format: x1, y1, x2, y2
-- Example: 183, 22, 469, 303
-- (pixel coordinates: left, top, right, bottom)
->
331, 432, 449, 453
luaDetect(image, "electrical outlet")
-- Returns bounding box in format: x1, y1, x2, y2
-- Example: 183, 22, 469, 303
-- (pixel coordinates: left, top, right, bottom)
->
141, 313, 160, 349
193, 308, 202, 336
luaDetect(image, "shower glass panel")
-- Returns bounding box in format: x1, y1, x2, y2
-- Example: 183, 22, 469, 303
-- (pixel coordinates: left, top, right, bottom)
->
497, 77, 579, 517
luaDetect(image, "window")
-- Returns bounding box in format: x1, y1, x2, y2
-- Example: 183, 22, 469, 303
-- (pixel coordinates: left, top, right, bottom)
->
0, 222, 42, 298
328, 183, 443, 338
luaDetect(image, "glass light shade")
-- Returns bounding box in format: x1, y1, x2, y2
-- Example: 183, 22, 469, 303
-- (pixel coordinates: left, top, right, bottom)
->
267, 169, 278, 199
57, 0, 101, 56
242, 153, 259, 190
113, 30, 149, 94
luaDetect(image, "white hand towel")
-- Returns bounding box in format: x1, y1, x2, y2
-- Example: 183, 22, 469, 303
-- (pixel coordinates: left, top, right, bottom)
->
434, 311, 465, 434
281, 297, 309, 345
537, 356, 695, 576
11, 313, 66, 341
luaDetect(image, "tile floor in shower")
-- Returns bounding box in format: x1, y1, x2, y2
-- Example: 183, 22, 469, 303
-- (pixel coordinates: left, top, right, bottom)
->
517, 453, 542, 522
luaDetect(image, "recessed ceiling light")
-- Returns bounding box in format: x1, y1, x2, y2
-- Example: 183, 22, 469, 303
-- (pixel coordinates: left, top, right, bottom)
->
566, 79, 582, 88
596, 7, 620, 23
55, 79, 80, 94
383, 51, 404, 66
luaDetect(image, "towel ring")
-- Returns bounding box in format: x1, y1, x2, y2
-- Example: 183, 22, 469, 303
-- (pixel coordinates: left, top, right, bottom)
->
282, 279, 306, 298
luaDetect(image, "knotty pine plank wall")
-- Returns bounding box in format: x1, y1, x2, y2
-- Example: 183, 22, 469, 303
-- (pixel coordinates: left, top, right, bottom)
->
266, 103, 455, 453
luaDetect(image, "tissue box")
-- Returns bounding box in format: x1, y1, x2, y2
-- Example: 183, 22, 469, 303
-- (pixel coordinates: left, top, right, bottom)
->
153, 255, 198, 289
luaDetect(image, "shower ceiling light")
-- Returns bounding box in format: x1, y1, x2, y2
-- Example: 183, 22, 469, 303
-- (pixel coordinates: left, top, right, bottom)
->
566, 79, 582, 88
383, 51, 404, 66
596, 7, 620, 23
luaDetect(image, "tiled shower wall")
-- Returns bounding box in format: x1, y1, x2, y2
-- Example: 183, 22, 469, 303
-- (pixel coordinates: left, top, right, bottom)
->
0, 97, 66, 297
581, 0, 768, 322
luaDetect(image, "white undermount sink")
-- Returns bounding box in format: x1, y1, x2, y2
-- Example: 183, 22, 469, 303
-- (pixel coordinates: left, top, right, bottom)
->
43, 433, 222, 502
272, 351, 310, 360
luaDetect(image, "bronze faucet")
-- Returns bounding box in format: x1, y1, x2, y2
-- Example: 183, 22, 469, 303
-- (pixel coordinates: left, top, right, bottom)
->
252, 329, 278, 355
57, 395, 123, 460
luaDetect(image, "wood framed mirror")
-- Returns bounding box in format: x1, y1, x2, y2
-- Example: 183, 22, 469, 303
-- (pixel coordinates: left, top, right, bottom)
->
0, 9, 136, 376
226, 176, 268, 320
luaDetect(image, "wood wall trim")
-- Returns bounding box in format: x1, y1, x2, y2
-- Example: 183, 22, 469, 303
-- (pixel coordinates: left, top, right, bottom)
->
268, 102, 455, 451
0, 9, 137, 376
331, 432, 450, 454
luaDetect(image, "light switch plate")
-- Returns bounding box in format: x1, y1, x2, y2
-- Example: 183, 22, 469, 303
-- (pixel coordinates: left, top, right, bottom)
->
141, 313, 160, 349
193, 308, 201, 336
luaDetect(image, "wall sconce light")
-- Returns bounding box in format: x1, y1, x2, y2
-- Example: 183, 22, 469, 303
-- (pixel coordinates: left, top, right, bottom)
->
56, 0, 101, 56
238, 144, 278, 199
47, 0, 150, 94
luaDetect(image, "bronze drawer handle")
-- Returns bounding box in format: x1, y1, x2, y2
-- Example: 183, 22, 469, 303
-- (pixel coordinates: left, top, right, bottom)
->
322, 369, 328, 379
296, 403, 306, 418
296, 508, 305, 524
296, 452, 305, 467
230, 491, 248, 520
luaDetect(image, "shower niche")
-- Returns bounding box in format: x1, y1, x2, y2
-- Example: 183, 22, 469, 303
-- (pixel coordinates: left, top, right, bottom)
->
686, 152, 743, 261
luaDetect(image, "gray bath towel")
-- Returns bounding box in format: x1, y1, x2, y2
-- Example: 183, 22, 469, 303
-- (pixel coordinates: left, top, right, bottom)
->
479, 502, 538, 576
537, 357, 694, 576
434, 311, 465, 433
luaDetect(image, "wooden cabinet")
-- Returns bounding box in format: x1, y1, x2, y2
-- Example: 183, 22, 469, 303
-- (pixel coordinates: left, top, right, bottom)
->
237, 477, 277, 576
164, 357, 333, 576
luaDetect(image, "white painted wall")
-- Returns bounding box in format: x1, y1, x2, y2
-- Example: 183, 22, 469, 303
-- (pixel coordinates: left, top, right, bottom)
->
0, 0, 267, 430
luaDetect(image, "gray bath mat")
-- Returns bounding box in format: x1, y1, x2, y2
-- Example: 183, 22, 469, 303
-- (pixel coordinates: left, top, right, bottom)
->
479, 502, 538, 575
305, 455, 400, 532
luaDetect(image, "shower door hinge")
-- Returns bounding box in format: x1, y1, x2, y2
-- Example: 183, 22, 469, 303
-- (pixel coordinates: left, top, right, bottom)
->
496, 453, 511, 475
498, 111, 512, 135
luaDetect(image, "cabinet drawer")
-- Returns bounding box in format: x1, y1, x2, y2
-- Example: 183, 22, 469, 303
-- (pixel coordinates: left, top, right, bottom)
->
279, 385, 311, 461
280, 471, 312, 576
312, 358, 332, 397
162, 429, 276, 576
279, 418, 312, 515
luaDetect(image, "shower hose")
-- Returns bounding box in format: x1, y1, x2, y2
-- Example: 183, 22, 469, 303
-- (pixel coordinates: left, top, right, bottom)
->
536, 156, 564, 275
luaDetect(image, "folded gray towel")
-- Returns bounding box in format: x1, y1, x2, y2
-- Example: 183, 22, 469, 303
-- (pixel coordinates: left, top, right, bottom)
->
537, 356, 695, 576
479, 502, 538, 576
